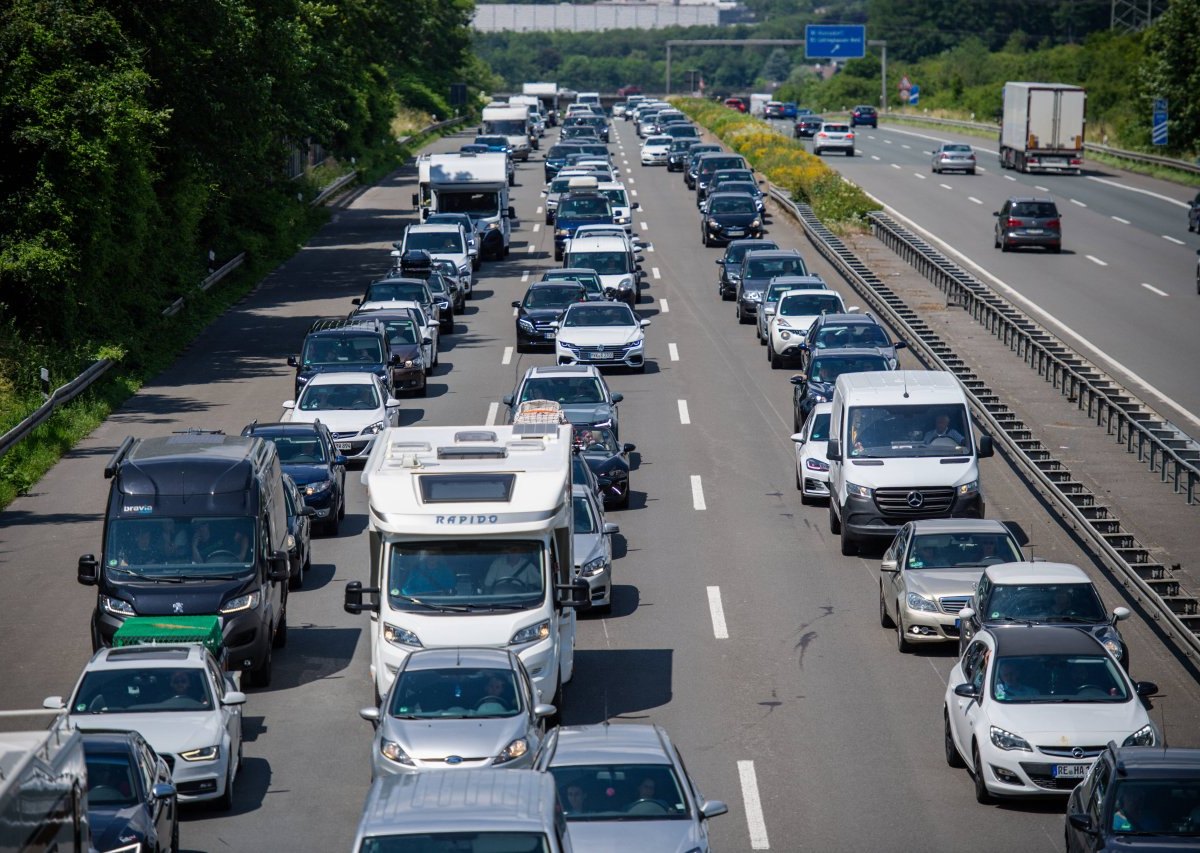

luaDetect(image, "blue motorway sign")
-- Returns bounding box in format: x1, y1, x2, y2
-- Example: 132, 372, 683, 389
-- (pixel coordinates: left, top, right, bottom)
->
805, 25, 866, 60
909, 84, 920, 106
1152, 98, 1168, 146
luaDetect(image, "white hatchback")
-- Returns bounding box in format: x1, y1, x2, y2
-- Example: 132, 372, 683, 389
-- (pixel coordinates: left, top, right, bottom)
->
813, 123, 855, 156
283, 372, 399, 460
790, 402, 832, 504
766, 290, 851, 368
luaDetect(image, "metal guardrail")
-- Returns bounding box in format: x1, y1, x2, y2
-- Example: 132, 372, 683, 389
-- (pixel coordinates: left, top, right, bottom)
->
0, 360, 114, 458
768, 186, 1200, 660
880, 113, 1200, 175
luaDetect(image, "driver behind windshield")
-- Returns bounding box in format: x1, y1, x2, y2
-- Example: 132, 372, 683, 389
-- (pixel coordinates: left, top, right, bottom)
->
923, 412, 966, 445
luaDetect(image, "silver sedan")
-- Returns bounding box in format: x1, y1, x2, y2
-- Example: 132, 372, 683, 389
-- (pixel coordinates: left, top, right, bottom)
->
931, 143, 977, 174
572, 484, 618, 612
360, 647, 555, 779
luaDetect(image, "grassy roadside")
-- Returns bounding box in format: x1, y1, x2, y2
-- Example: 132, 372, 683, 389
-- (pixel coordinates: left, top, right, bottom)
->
0, 119, 461, 510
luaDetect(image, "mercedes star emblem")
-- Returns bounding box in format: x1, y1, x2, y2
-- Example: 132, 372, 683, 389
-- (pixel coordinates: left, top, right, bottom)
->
906, 491, 925, 509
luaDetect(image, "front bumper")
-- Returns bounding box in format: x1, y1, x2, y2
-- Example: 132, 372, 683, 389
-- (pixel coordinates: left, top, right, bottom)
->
557, 343, 644, 369
976, 742, 1093, 797
641, 152, 668, 165
842, 492, 984, 541
738, 297, 761, 317
391, 366, 426, 394
330, 431, 378, 459
800, 470, 829, 498
370, 741, 535, 781
516, 323, 558, 348
897, 600, 963, 644
707, 223, 761, 243
163, 745, 232, 802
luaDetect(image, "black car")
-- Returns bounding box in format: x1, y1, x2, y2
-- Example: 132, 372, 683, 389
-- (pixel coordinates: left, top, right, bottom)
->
715, 238, 778, 300
701, 192, 764, 247
850, 105, 878, 127
542, 268, 609, 302
735, 249, 808, 322
790, 349, 894, 431
560, 126, 602, 144
802, 313, 906, 366
281, 473, 314, 588
666, 138, 697, 172
288, 317, 398, 399
994, 197, 1062, 253
695, 154, 748, 204
571, 425, 635, 509
1066, 743, 1200, 850
794, 115, 824, 138
710, 180, 765, 214
684, 144, 723, 188
242, 420, 347, 534
352, 276, 439, 328
545, 142, 588, 180
83, 731, 178, 853
709, 168, 758, 195
1189, 190, 1200, 232
514, 281, 589, 352
423, 272, 456, 333
564, 114, 609, 142
431, 258, 467, 312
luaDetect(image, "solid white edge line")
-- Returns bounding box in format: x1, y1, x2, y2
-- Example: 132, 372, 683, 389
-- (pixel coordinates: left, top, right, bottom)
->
668, 342, 679, 361
678, 399, 691, 425
501, 347, 513, 365
485, 402, 499, 426
652, 267, 662, 280
1088, 175, 1190, 208
706, 586, 728, 638
738, 760, 770, 849
1085, 254, 1108, 266
659, 298, 669, 312
690, 475, 706, 511
877, 202, 1200, 431
1141, 283, 1168, 297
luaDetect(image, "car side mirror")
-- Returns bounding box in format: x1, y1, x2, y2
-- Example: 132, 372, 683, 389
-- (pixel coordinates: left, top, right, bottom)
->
282, 400, 296, 410
77, 554, 99, 586
978, 434, 994, 458
1135, 681, 1159, 698
300, 506, 316, 518
511, 301, 521, 308
700, 800, 729, 819
269, 551, 290, 582
1111, 606, 1131, 623
894, 341, 907, 350
344, 581, 381, 614
602, 522, 620, 535
611, 392, 623, 403
507, 206, 516, 218
881, 559, 900, 573
715, 259, 723, 265
502, 394, 514, 407
533, 703, 557, 719
826, 438, 841, 461
151, 783, 176, 800
632, 201, 640, 209
953, 683, 979, 699
847, 306, 861, 313
42, 696, 65, 710
411, 193, 419, 207
359, 706, 380, 723
640, 319, 651, 327
222, 690, 247, 706
287, 355, 299, 367
1067, 813, 1095, 834
993, 211, 1001, 217
385, 398, 401, 409
422, 337, 432, 347
351, 298, 362, 306
958, 606, 976, 620
789, 375, 806, 387
622, 442, 635, 453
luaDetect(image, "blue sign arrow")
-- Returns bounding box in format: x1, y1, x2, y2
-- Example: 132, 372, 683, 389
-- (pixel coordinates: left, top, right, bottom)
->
1152, 97, 1168, 146
805, 25, 866, 60
909, 84, 920, 106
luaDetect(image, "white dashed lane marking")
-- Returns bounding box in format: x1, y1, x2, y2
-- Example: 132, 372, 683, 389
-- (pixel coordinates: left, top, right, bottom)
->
914, 173, 926, 180
678, 399, 690, 425
691, 475, 706, 511
485, 402, 498, 426
738, 761, 770, 849
891, 163, 901, 170
501, 347, 513, 365
1142, 283, 1168, 297
652, 268, 662, 280
940, 183, 952, 190
668, 342, 679, 361
967, 197, 983, 205
532, 223, 541, 233
1086, 255, 1108, 266
871, 155, 881, 161
1112, 216, 1130, 224
1070, 199, 1087, 208
659, 298, 669, 312
706, 586, 728, 638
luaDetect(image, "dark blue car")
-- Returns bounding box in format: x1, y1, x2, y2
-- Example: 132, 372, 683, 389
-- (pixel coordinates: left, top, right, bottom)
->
242, 421, 347, 535
83, 731, 178, 853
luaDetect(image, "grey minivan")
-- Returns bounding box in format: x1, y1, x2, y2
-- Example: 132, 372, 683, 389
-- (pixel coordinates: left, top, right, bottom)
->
994, 197, 1062, 253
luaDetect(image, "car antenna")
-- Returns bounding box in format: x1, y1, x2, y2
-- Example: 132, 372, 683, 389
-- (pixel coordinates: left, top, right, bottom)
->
1157, 696, 1168, 750
902, 371, 910, 399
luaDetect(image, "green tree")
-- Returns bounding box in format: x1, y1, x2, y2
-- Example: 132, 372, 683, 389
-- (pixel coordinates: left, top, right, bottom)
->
1139, 0, 1200, 152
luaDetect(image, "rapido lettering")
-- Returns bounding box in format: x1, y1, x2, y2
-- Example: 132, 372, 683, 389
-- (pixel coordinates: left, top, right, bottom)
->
435, 514, 500, 525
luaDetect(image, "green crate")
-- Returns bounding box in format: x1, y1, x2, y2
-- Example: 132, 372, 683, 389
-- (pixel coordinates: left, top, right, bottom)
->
112, 615, 224, 657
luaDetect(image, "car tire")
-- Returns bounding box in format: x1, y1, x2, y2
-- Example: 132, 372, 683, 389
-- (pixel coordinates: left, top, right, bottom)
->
879, 586, 894, 628
216, 762, 235, 812
840, 528, 857, 557
1000, 238, 1010, 252
932, 166, 938, 174
170, 811, 180, 851
1050, 244, 1062, 254
548, 679, 563, 728
993, 232, 1000, 249
813, 147, 822, 156
828, 502, 841, 534
847, 149, 855, 157
248, 643, 272, 688
516, 341, 529, 354
945, 711, 965, 768
972, 743, 993, 804
895, 607, 912, 653
701, 230, 709, 247
770, 349, 783, 369
273, 607, 288, 649
968, 169, 976, 175
289, 554, 307, 590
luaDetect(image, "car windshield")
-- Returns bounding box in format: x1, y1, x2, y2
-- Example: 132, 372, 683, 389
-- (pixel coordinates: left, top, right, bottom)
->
299, 381, 380, 411
365, 281, 427, 304
387, 540, 544, 611
987, 582, 1108, 623
599, 189, 628, 206
780, 294, 842, 317
714, 171, 753, 184
905, 532, 1022, 569
84, 751, 140, 806
563, 305, 636, 328
360, 835, 551, 853
303, 334, 385, 366
700, 158, 743, 174
812, 323, 890, 349
519, 377, 605, 405
406, 231, 463, 254
549, 764, 690, 821
846, 403, 973, 458
475, 136, 507, 148
991, 653, 1129, 703
724, 242, 776, 264
524, 285, 584, 309
810, 356, 890, 386
548, 145, 581, 159
566, 252, 630, 275
573, 426, 620, 455
549, 178, 574, 193
1107, 780, 1200, 836
808, 412, 831, 441
73, 666, 214, 714
645, 137, 670, 147
710, 196, 756, 214
823, 124, 851, 133
437, 191, 500, 218
104, 516, 255, 575
381, 318, 420, 345
746, 257, 806, 278
270, 434, 328, 464
1011, 202, 1058, 218
572, 495, 598, 534
558, 197, 611, 219
388, 667, 522, 719
764, 284, 793, 304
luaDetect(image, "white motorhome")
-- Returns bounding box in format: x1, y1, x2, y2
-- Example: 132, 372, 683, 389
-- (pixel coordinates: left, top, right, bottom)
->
825, 371, 994, 556
509, 94, 545, 139
481, 103, 533, 160
345, 420, 590, 706
413, 153, 514, 260
0, 710, 91, 851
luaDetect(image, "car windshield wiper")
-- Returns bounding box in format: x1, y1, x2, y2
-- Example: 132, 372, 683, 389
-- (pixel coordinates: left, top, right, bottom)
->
1043, 615, 1100, 624
393, 594, 470, 613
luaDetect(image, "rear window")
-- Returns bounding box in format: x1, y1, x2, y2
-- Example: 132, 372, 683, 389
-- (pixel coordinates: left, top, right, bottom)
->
822, 124, 851, 133
1011, 202, 1058, 218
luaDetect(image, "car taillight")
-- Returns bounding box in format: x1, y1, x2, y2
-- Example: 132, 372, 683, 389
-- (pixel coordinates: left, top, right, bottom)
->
817, 132, 826, 138
1006, 218, 1022, 228
967, 154, 976, 161
1069, 158, 1082, 165
846, 132, 855, 139
1045, 219, 1060, 229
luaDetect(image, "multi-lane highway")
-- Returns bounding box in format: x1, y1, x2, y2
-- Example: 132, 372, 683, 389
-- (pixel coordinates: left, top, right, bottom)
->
3, 113, 1198, 852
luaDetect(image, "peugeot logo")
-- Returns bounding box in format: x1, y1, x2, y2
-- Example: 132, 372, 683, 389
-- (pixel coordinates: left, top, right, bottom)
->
445, 756, 464, 765
906, 491, 925, 509
1071, 747, 1086, 759
172, 602, 184, 614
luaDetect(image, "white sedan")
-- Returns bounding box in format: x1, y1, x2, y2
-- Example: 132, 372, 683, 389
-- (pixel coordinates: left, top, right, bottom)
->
790, 401, 831, 504
283, 372, 399, 459
555, 302, 650, 372
766, 290, 851, 369
640, 135, 672, 166
944, 626, 1159, 804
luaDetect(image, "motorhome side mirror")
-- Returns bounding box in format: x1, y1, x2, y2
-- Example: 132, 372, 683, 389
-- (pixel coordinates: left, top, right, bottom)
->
269, 551, 290, 582
571, 578, 592, 610
151, 783, 176, 800
345, 581, 381, 614
610, 392, 623, 403
77, 554, 99, 586
978, 434, 994, 458
826, 439, 842, 461
880, 559, 899, 573
287, 355, 299, 367
1067, 813, 1095, 834
1112, 606, 1131, 622
953, 683, 979, 699
410, 193, 418, 207
221, 691, 247, 706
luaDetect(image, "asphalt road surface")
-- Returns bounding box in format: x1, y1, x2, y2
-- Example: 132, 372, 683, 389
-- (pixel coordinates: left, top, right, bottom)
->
2, 116, 1198, 852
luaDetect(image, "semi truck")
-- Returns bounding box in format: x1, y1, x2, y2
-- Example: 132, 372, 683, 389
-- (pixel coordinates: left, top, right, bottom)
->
749, 93, 772, 117
522, 82, 559, 126
0, 710, 91, 852
413, 152, 514, 260
999, 82, 1086, 174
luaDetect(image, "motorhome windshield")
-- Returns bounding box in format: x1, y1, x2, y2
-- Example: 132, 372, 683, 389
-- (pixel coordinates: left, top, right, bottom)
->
846, 403, 973, 458
387, 540, 546, 612
485, 119, 527, 136
104, 517, 256, 576
437, 191, 501, 218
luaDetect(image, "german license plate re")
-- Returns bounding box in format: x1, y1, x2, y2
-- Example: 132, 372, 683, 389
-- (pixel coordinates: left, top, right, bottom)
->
1052, 764, 1089, 779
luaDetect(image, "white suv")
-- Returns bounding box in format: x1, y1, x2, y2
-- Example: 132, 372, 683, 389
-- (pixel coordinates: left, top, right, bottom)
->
400, 223, 473, 297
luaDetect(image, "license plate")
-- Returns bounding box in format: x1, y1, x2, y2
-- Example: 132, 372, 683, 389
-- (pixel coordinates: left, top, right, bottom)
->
728, 229, 744, 236
596, 351, 612, 359
1052, 764, 1090, 779
336, 442, 352, 451
1026, 229, 1043, 234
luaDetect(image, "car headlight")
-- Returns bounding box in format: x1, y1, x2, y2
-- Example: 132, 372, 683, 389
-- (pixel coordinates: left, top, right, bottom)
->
729, 272, 741, 283
555, 229, 570, 238
102, 843, 143, 853
458, 263, 470, 276
615, 215, 629, 224
220, 591, 261, 614
1123, 725, 1156, 747
303, 479, 333, 496
579, 556, 608, 577
296, 374, 310, 384
1094, 626, 1124, 659
494, 737, 530, 765
179, 745, 219, 762
748, 291, 763, 302
510, 620, 551, 646
812, 393, 829, 403
805, 458, 829, 472
101, 595, 135, 617
780, 331, 791, 340
846, 482, 873, 498
750, 218, 761, 228
383, 622, 422, 648
404, 357, 421, 368
989, 725, 1032, 752
486, 222, 500, 231
906, 592, 939, 613
957, 479, 979, 496
518, 318, 535, 332
361, 420, 386, 436
380, 739, 416, 766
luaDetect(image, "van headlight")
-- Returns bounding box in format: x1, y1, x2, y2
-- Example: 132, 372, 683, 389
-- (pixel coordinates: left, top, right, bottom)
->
957, 479, 980, 496
846, 482, 873, 498
220, 591, 261, 614
101, 595, 135, 617
510, 620, 551, 646
1123, 725, 1156, 747
618, 277, 634, 291
383, 623, 422, 648
989, 726, 1032, 752
486, 222, 500, 231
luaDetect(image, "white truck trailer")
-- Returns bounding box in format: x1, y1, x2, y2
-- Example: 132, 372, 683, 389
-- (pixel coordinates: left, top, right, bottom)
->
999, 82, 1086, 174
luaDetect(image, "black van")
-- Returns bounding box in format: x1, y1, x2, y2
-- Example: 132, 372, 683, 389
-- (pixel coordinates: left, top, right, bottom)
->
78, 431, 291, 687
287, 317, 397, 399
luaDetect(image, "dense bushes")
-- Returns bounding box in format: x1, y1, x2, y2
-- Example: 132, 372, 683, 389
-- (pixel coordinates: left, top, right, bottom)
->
674, 98, 878, 226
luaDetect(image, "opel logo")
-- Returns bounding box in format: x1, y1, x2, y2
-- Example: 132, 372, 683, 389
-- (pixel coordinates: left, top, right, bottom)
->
906, 491, 925, 509
445, 756, 463, 765
172, 602, 184, 614
1071, 747, 1086, 759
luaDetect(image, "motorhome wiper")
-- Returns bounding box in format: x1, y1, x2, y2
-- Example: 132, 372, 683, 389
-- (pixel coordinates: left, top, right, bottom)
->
393, 594, 470, 613
467, 603, 529, 612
